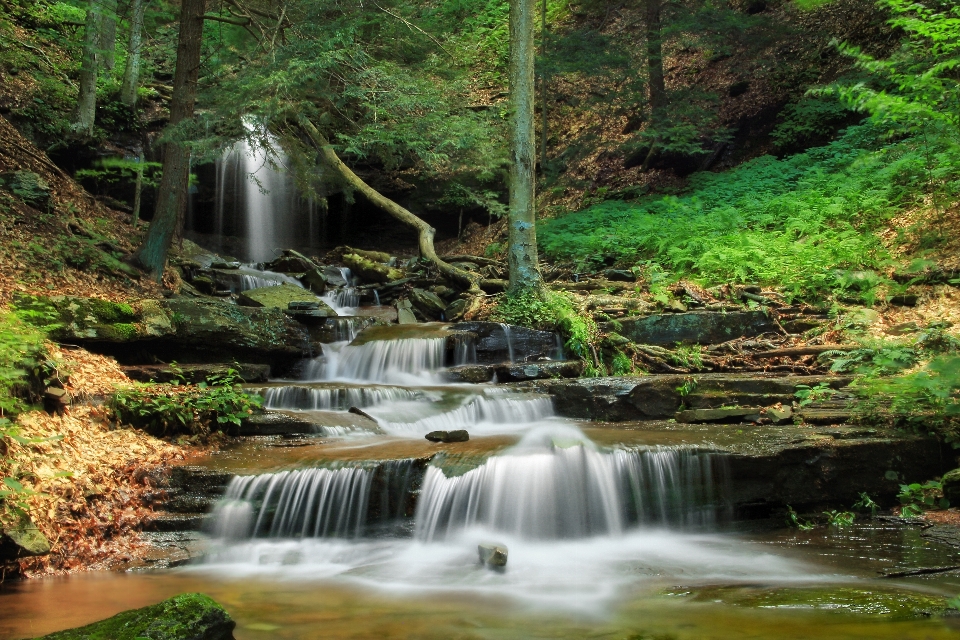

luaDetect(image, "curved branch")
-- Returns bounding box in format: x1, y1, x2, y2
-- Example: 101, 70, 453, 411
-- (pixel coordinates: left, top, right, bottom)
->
297, 117, 481, 293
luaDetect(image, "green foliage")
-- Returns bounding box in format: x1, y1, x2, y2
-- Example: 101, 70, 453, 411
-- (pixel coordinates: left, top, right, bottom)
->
819, 340, 918, 375
611, 350, 634, 376
540, 124, 917, 301
772, 95, 856, 150
853, 491, 880, 516
491, 289, 599, 365
671, 344, 704, 370
897, 480, 948, 517
109, 369, 263, 439
75, 158, 162, 195
786, 505, 815, 530
795, 382, 837, 407
823, 509, 856, 528
0, 312, 47, 418
676, 376, 699, 398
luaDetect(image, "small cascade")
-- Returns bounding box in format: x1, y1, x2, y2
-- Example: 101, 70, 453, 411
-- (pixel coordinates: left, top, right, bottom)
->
414, 426, 728, 541
208, 459, 423, 540
238, 268, 304, 292
253, 385, 424, 411
303, 338, 449, 383
373, 395, 555, 436
499, 323, 516, 363
328, 318, 363, 343
320, 267, 359, 313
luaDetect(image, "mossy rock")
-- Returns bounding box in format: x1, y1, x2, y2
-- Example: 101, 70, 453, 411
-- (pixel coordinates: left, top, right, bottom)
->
0, 516, 51, 561
942, 467, 960, 504
34, 593, 236, 639
15, 294, 141, 342
1, 171, 51, 209
238, 284, 335, 316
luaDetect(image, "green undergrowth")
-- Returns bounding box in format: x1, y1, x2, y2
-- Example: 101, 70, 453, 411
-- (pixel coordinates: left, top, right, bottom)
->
491, 289, 601, 375
0, 311, 48, 419
540, 124, 958, 303
109, 368, 263, 441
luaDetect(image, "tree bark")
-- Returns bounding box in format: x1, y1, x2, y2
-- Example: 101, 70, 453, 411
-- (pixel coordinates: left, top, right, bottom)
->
297, 118, 481, 293
120, 0, 147, 107
133, 0, 206, 281
72, 2, 101, 135
508, 0, 543, 293
641, 0, 666, 172
100, 0, 118, 73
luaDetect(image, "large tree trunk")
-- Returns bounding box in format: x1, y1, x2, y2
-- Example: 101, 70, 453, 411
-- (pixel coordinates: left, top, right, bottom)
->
100, 0, 118, 73
298, 118, 481, 294
72, 2, 101, 135
508, 0, 543, 293
641, 0, 666, 171
120, 0, 147, 107
133, 0, 206, 281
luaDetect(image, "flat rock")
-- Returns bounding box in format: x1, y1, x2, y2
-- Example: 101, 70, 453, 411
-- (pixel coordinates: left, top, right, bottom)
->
921, 524, 960, 549
238, 284, 335, 316
676, 407, 763, 423
409, 288, 446, 319
493, 360, 583, 382
237, 410, 325, 436
443, 364, 496, 384
425, 430, 470, 443
0, 517, 50, 561
602, 311, 781, 346
123, 363, 270, 384
35, 592, 236, 640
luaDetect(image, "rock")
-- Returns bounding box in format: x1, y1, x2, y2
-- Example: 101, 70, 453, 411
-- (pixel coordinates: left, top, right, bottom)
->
139, 300, 174, 337
43, 386, 71, 414
890, 293, 919, 307
237, 410, 322, 436
0, 517, 51, 561
352, 306, 398, 323
210, 261, 240, 270
35, 592, 236, 640
396, 299, 418, 324
493, 361, 583, 382
322, 265, 351, 287
765, 406, 793, 424
264, 249, 319, 273
603, 332, 632, 347
602, 269, 635, 282
299, 268, 328, 295
1, 170, 51, 209
602, 311, 781, 346
445, 299, 468, 322
348, 406, 379, 423
21, 295, 140, 342
238, 284, 334, 317
431, 286, 457, 300
288, 301, 320, 311
443, 364, 496, 383
122, 363, 270, 384
846, 307, 880, 328
425, 430, 470, 443
665, 299, 688, 313
941, 468, 960, 505
456, 321, 561, 364
675, 407, 763, 423
342, 253, 405, 283
478, 543, 507, 568
886, 321, 920, 335
409, 288, 446, 319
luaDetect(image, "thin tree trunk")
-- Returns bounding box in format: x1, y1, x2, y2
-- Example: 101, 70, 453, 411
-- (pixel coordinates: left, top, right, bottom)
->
72, 2, 101, 135
100, 0, 118, 73
121, 0, 147, 107
508, 0, 542, 293
642, 0, 666, 172
539, 0, 547, 172
298, 118, 481, 293
133, 0, 206, 281
131, 150, 143, 227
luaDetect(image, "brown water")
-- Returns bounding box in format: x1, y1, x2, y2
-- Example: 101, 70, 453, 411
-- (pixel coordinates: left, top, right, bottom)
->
2, 524, 959, 640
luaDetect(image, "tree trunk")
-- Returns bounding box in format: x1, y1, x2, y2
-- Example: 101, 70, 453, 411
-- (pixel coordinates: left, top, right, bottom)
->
72, 2, 101, 135
100, 0, 118, 73
120, 0, 147, 107
297, 118, 481, 293
132, 0, 206, 281
508, 0, 543, 293
641, 0, 666, 172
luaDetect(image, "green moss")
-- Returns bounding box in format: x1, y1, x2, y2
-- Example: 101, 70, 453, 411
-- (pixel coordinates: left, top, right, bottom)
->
100, 323, 139, 341
36, 592, 236, 640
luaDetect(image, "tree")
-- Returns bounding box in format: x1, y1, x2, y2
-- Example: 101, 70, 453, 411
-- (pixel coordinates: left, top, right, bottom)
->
133, 0, 207, 280
120, 0, 148, 108
507, 0, 543, 293
72, 1, 102, 135
100, 0, 119, 73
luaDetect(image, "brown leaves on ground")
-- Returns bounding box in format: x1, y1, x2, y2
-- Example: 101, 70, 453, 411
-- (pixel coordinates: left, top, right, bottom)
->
48, 344, 133, 401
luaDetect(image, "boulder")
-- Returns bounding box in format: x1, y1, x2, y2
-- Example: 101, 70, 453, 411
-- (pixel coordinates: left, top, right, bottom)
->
35, 592, 236, 640
602, 311, 781, 346
456, 322, 561, 364
299, 268, 328, 295
342, 253, 405, 283
238, 284, 335, 317
941, 468, 960, 505
443, 364, 496, 384
478, 543, 507, 568
425, 430, 470, 443
396, 299, 417, 324
493, 360, 583, 382
237, 410, 323, 436
264, 249, 319, 273
0, 517, 51, 562
322, 265, 351, 287
445, 299, 468, 322
409, 288, 446, 319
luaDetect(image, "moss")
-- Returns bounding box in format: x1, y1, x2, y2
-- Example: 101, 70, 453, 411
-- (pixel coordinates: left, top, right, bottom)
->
100, 322, 139, 341
36, 592, 236, 640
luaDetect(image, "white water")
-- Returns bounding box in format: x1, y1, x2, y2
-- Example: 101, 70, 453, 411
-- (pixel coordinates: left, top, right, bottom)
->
369, 395, 557, 436
254, 384, 426, 411
302, 337, 452, 385
237, 267, 305, 292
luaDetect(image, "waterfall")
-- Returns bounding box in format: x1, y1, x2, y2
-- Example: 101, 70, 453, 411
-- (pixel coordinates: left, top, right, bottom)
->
212, 122, 316, 263
499, 323, 516, 363
252, 385, 425, 411
238, 268, 304, 292
209, 460, 422, 540
302, 337, 449, 383
414, 426, 728, 541
373, 395, 555, 436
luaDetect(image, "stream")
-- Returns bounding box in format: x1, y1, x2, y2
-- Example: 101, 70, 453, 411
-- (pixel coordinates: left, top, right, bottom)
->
2, 269, 960, 639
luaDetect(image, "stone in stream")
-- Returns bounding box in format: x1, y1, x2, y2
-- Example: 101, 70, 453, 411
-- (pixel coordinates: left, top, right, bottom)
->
34, 592, 236, 640
425, 430, 470, 443
264, 249, 319, 273
0, 516, 51, 562
409, 288, 446, 319
238, 284, 335, 316
396, 299, 418, 324
675, 406, 792, 425
478, 543, 508, 569
299, 267, 328, 294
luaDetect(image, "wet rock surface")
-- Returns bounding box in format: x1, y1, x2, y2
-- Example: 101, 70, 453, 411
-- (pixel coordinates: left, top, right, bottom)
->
601, 311, 781, 346
425, 430, 470, 443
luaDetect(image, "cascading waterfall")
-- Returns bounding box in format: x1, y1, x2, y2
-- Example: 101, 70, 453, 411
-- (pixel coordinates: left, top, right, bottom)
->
373, 395, 555, 436
414, 426, 728, 541
253, 385, 425, 411
238, 268, 305, 292
498, 323, 516, 363
302, 337, 452, 383
214, 122, 317, 263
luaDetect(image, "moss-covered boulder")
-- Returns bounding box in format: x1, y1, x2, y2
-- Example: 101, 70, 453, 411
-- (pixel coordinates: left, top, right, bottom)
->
600, 311, 781, 346
15, 294, 140, 342
238, 284, 335, 316
342, 253, 405, 283
36, 593, 236, 640
942, 467, 960, 504
0, 516, 51, 562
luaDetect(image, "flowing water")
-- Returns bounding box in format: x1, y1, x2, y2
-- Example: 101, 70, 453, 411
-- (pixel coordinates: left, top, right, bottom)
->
3, 271, 959, 638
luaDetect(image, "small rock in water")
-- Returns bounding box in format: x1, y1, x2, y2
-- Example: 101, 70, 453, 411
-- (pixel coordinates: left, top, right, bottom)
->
396, 298, 418, 324
478, 543, 507, 568
288, 300, 320, 311
425, 430, 469, 443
